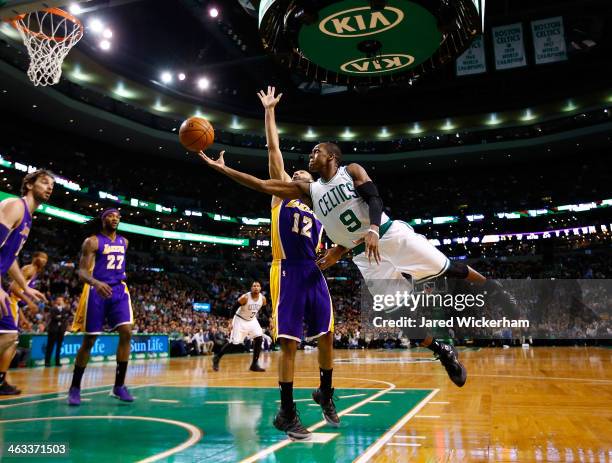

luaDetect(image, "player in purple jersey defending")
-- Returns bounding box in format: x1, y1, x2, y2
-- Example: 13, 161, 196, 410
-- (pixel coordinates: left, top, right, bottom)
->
0, 251, 49, 395
251, 87, 338, 440
0, 170, 52, 394
68, 209, 134, 405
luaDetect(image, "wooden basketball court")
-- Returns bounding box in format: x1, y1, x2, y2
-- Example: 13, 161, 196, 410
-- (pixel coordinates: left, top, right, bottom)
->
1, 347, 611, 462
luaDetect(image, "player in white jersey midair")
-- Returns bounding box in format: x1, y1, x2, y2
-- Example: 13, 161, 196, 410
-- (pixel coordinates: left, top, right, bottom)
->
199, 125, 513, 388
213, 281, 267, 372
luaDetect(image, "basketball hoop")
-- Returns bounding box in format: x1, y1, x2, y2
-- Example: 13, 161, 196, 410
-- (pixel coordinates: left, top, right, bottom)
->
10, 8, 83, 86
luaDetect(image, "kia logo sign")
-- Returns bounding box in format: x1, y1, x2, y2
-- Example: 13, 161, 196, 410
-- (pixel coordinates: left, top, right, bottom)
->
340, 54, 415, 74
319, 6, 404, 38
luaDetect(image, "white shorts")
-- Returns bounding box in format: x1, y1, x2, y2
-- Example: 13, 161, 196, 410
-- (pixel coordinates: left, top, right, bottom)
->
353, 221, 450, 287
229, 315, 264, 345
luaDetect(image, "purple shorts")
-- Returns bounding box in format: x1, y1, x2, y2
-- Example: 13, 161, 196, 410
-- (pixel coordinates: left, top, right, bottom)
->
72, 282, 133, 334
0, 298, 19, 333
270, 260, 333, 342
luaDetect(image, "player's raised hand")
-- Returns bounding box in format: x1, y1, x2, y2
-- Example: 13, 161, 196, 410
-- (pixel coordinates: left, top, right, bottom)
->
257, 86, 283, 109
0, 288, 9, 316
353, 230, 381, 265
197, 150, 226, 171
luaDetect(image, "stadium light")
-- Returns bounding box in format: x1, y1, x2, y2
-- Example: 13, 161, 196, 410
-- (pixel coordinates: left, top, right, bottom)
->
199, 77, 210, 89
89, 18, 104, 34
486, 113, 501, 125
178, 72, 186, 81
70, 64, 93, 82
68, 3, 82, 15
161, 71, 173, 84
410, 122, 423, 134
113, 82, 137, 99
341, 127, 354, 139
99, 40, 111, 51
153, 99, 170, 112
521, 109, 537, 121
378, 127, 391, 138
231, 116, 242, 130
102, 28, 113, 39
305, 127, 317, 138
563, 100, 577, 112
209, 7, 219, 18
441, 119, 455, 131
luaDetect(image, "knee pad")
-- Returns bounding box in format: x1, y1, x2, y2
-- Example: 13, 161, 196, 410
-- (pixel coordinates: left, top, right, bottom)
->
444, 261, 469, 279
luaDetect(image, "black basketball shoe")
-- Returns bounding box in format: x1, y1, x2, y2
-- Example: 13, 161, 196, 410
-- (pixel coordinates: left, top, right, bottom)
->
435, 343, 467, 387
0, 381, 21, 395
249, 363, 265, 372
273, 403, 312, 440
312, 387, 340, 427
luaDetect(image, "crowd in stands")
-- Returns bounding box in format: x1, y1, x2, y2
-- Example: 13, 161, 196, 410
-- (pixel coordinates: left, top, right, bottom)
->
13, 227, 612, 354
1, 128, 610, 351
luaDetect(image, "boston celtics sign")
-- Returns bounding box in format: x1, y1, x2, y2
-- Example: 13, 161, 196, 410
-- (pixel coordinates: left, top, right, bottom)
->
259, 0, 483, 84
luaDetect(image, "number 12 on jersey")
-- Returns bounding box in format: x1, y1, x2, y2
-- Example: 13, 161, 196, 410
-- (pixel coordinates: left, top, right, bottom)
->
291, 213, 312, 238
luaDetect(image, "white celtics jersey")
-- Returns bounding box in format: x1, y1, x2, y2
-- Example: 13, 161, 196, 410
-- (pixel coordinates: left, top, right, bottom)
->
310, 166, 389, 249
235, 292, 263, 321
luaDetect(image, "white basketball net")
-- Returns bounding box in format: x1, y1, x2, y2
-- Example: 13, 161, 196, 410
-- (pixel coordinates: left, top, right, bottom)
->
11, 8, 83, 86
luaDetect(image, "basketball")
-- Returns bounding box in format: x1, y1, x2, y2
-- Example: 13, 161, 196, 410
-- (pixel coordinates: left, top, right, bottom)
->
179, 116, 215, 152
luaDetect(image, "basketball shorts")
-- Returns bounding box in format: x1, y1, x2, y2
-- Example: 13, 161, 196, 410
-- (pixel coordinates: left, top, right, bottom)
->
0, 297, 20, 333
72, 282, 133, 334
270, 259, 334, 342
229, 315, 264, 345
353, 220, 450, 292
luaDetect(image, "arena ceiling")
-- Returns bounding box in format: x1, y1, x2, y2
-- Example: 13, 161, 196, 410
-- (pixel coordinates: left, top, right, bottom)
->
0, 0, 611, 157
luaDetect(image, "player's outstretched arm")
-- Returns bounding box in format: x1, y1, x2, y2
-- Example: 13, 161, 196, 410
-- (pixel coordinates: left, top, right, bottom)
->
258, 86, 290, 182
198, 150, 310, 201
77, 236, 113, 298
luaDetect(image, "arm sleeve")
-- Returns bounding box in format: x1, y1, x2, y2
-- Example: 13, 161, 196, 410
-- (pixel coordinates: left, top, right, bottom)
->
355, 181, 383, 227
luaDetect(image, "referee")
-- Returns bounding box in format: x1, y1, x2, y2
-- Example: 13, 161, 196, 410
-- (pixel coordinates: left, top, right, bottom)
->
45, 296, 70, 367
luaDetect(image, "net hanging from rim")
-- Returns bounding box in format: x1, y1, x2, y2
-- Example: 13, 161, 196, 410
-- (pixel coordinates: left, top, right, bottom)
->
10, 7, 83, 86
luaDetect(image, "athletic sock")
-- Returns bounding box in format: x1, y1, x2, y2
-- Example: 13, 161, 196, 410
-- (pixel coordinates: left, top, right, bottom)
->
71, 365, 86, 389
319, 368, 333, 393
115, 361, 128, 388
252, 336, 263, 364
216, 342, 232, 359
279, 381, 294, 413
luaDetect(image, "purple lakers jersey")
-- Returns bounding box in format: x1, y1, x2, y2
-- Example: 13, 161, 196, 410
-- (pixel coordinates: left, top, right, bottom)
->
271, 199, 323, 260
0, 198, 31, 275
92, 233, 127, 285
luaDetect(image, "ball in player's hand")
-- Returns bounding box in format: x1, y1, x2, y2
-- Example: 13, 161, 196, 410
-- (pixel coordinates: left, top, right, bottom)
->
179, 116, 215, 152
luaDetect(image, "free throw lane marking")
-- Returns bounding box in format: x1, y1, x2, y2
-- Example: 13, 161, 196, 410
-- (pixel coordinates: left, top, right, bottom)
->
353, 389, 439, 463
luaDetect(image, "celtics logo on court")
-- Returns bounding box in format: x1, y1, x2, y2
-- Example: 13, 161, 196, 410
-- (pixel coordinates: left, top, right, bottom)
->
318, 6, 404, 38
340, 54, 415, 74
